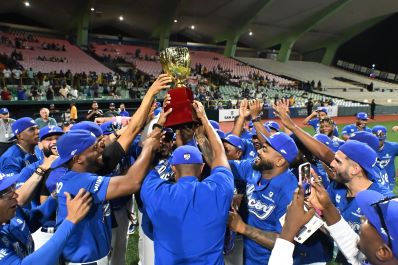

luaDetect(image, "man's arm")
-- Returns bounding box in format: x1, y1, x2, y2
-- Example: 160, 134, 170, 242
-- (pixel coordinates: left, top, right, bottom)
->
249, 99, 271, 141
105, 128, 162, 200
228, 208, 278, 249
193, 100, 229, 169
303, 111, 317, 126
273, 99, 335, 164
231, 99, 250, 137
86, 110, 96, 120
116, 74, 171, 152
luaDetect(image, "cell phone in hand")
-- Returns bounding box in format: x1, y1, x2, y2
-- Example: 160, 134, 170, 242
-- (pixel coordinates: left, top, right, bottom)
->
298, 162, 312, 197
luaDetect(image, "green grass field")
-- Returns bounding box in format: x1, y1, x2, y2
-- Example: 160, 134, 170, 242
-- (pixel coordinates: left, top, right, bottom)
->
125, 120, 398, 265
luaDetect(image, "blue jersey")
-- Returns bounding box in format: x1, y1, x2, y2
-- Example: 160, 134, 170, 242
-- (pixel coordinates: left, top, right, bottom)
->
119, 110, 130, 117
241, 139, 257, 160
34, 146, 44, 161
45, 167, 68, 194
141, 166, 234, 265
342, 124, 372, 137
0, 145, 38, 175
229, 159, 297, 265
56, 170, 112, 263
376, 141, 398, 190
372, 165, 390, 190
327, 182, 393, 233
308, 118, 339, 137
0, 203, 75, 265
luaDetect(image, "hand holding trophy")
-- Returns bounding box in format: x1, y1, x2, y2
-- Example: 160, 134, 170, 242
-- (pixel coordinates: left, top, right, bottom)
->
160, 47, 198, 128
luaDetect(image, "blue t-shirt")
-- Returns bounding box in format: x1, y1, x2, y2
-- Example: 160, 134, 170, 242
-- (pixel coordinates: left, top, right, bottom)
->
241, 139, 257, 160
341, 124, 372, 137
308, 118, 339, 137
0, 145, 38, 175
141, 166, 234, 265
376, 141, 398, 190
229, 159, 297, 265
55, 170, 112, 263
119, 110, 130, 117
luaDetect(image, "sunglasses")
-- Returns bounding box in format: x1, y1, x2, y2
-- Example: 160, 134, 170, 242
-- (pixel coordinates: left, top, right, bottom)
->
371, 196, 398, 249
0, 184, 16, 200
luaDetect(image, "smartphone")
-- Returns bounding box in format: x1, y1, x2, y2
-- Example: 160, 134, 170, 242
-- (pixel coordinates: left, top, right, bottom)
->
299, 162, 312, 197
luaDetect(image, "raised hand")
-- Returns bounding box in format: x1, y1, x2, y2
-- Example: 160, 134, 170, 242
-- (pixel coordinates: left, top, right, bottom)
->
40, 155, 58, 171
148, 74, 172, 94
272, 99, 295, 130
65, 189, 92, 224
192, 100, 207, 121
157, 108, 173, 126
248, 99, 263, 118
144, 128, 163, 151
239, 99, 251, 118
228, 208, 246, 234
308, 177, 334, 211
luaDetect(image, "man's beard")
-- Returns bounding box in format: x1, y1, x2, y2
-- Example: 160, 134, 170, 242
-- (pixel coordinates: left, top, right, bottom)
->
42, 145, 58, 157
252, 158, 274, 171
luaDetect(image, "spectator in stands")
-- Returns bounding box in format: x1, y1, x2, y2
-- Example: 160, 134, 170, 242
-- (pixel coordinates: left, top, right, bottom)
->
104, 103, 119, 117
35, 108, 57, 129
49, 104, 60, 118
26, 67, 34, 84
59, 83, 70, 99
0, 108, 15, 155
86, 101, 103, 121
317, 80, 322, 91
1, 87, 12, 101
119, 103, 129, 117
30, 83, 42, 100
16, 85, 27, 100
12, 68, 22, 85
305, 98, 313, 116
46, 85, 54, 100
70, 102, 78, 122
370, 99, 376, 119
2, 68, 11, 85
69, 86, 79, 99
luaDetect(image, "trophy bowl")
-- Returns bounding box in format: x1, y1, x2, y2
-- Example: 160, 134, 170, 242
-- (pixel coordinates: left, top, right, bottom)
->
159, 47, 197, 128
160, 47, 191, 87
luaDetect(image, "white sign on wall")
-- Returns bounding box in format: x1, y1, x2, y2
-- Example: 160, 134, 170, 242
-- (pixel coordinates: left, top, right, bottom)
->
219, 109, 240, 122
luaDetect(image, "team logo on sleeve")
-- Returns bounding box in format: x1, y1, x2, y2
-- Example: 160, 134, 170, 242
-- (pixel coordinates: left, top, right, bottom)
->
0, 249, 9, 260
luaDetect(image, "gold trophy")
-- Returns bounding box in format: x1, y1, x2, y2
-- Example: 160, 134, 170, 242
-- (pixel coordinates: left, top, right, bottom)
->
160, 47, 197, 128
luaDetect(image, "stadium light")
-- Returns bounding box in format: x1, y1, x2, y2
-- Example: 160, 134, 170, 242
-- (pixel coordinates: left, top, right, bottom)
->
119, 15, 124, 21
372, 64, 376, 68
190, 25, 195, 30
249, 31, 253, 36
24, 1, 30, 7
91, 7, 95, 11
174, 19, 178, 23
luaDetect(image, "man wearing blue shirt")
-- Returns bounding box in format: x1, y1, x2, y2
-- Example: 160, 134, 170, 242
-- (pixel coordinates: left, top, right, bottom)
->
141, 100, 234, 265
227, 132, 298, 265
119, 103, 130, 117
303, 107, 339, 136
341, 112, 372, 140
0, 117, 39, 175
372, 125, 398, 191
0, 172, 92, 265
53, 74, 172, 264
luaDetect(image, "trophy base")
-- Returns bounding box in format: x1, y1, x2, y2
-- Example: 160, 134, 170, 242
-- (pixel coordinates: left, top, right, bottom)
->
164, 87, 198, 128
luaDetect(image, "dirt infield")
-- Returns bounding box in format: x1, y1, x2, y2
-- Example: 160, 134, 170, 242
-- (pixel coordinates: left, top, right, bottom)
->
219, 114, 398, 132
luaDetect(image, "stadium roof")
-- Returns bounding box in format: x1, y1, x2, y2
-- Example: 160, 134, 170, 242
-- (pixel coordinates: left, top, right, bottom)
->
1, 0, 398, 53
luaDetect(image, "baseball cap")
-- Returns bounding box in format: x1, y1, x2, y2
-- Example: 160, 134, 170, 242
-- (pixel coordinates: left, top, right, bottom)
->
372, 125, 387, 141
341, 124, 358, 137
0, 172, 19, 192
357, 112, 368, 120
11, 117, 37, 139
316, 107, 328, 114
260, 132, 298, 163
338, 140, 377, 178
314, 134, 339, 152
357, 190, 398, 259
222, 134, 245, 151
0, 108, 9, 115
163, 127, 174, 142
51, 129, 97, 169
109, 102, 115, 107
264, 121, 280, 132
100, 121, 114, 135
350, 131, 379, 152
248, 121, 254, 128
71, 121, 103, 138
216, 129, 225, 139
171, 145, 203, 165
39, 125, 64, 141
209, 120, 220, 130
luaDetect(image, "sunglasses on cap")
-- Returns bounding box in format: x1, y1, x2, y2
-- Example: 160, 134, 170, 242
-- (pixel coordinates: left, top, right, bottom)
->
0, 184, 16, 200
371, 196, 398, 249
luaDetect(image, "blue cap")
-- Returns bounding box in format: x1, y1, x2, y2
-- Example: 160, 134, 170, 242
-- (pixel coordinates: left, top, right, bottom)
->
222, 134, 245, 151
264, 121, 280, 132
341, 124, 357, 137
216, 129, 225, 139
52, 129, 97, 169
356, 112, 368, 120
100, 121, 114, 135
338, 140, 377, 178
0, 172, 19, 192
71, 121, 103, 138
171, 145, 203, 165
11, 117, 37, 138
209, 120, 220, 130
0, 108, 9, 114
350, 131, 379, 151
316, 107, 328, 114
248, 121, 254, 128
357, 190, 398, 259
372, 125, 387, 141
154, 107, 162, 116
261, 132, 298, 163
39, 125, 64, 141
314, 134, 339, 152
